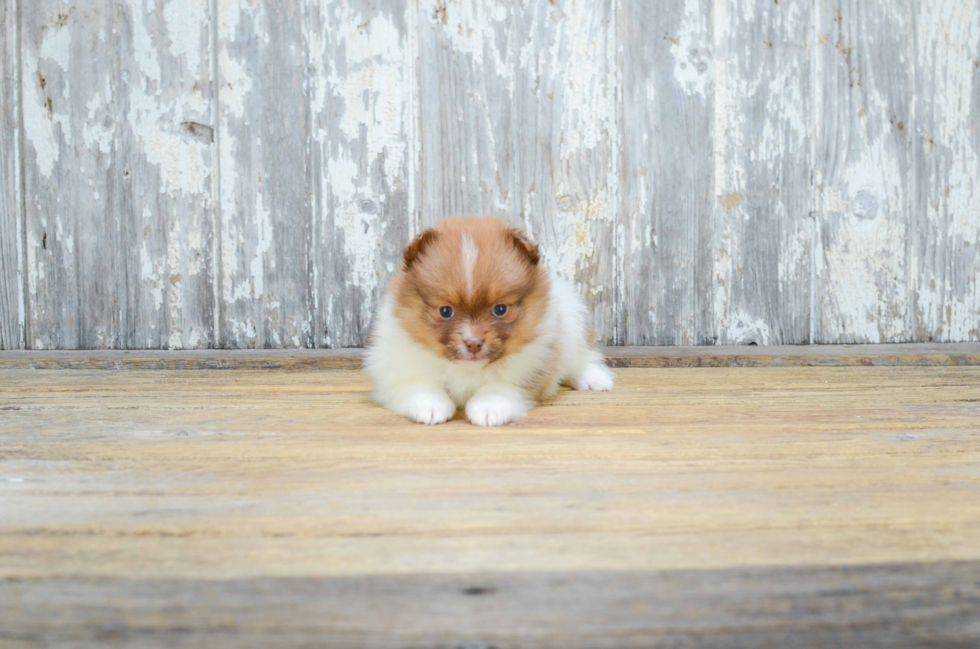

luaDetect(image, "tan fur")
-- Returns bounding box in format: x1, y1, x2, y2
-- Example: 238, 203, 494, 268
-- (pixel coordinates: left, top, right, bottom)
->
392, 217, 557, 391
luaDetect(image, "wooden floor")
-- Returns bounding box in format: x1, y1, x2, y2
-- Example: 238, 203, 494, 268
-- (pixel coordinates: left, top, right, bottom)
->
1, 355, 980, 647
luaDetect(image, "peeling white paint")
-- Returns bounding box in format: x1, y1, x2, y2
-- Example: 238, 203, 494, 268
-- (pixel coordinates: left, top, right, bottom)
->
165, 219, 183, 348
817, 186, 848, 214
22, 59, 60, 178
250, 191, 271, 299
185, 218, 205, 277
217, 0, 256, 313
551, 186, 611, 283
125, 1, 210, 198
726, 310, 772, 345
313, 0, 410, 336
217, 49, 252, 119
217, 0, 256, 116
167, 330, 183, 350
163, 0, 207, 73
780, 221, 812, 288
82, 82, 113, 157
325, 11, 407, 184
39, 21, 71, 70
431, 0, 512, 85
25, 229, 39, 322
140, 240, 164, 312
23, 22, 73, 179
818, 124, 908, 342
327, 153, 378, 290
404, 0, 420, 236
130, 2, 162, 85
226, 318, 258, 343
711, 7, 739, 337
671, 0, 710, 97
143, 126, 209, 195
913, 0, 980, 341
554, 0, 616, 162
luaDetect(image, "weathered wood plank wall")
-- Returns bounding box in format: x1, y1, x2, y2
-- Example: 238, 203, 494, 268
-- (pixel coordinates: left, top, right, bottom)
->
1, 0, 978, 349
17, 1, 215, 350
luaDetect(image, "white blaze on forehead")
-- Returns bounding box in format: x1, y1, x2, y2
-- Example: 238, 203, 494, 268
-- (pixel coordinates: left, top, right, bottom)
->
461, 231, 479, 296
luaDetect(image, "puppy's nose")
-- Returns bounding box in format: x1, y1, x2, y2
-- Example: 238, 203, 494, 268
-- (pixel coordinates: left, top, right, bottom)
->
464, 337, 484, 354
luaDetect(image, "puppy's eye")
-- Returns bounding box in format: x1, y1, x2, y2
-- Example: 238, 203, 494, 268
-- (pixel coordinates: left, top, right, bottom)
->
438, 306, 454, 319
492, 303, 508, 318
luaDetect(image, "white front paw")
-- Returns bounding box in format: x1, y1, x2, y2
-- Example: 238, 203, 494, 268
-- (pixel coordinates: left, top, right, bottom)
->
404, 392, 456, 425
575, 363, 615, 391
465, 393, 526, 427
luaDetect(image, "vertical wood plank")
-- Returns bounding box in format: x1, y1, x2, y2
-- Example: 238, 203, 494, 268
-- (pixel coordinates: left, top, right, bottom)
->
125, 0, 216, 350
711, 0, 813, 345
417, 0, 515, 222
0, 0, 24, 349
418, 0, 618, 343
21, 1, 215, 349
619, 0, 714, 345
813, 0, 913, 343
308, 0, 416, 348
513, 0, 618, 343
216, 0, 313, 348
910, 0, 980, 342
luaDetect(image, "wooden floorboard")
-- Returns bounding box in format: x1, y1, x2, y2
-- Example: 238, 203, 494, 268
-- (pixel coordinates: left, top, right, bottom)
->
1, 363, 980, 646
3, 563, 979, 648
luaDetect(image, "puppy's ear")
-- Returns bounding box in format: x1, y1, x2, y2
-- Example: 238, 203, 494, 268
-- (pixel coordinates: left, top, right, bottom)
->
508, 228, 540, 266
402, 229, 439, 269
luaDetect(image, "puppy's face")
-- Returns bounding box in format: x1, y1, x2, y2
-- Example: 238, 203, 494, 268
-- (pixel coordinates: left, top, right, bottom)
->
392, 217, 548, 365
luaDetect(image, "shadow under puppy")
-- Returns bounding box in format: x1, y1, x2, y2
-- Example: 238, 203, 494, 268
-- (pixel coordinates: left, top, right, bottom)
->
366, 216, 614, 426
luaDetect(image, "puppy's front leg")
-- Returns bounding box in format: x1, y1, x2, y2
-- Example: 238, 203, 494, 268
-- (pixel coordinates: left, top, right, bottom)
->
388, 384, 457, 425
465, 384, 530, 427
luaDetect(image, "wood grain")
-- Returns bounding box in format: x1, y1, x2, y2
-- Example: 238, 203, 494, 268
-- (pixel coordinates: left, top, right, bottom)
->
3, 563, 979, 648
216, 0, 414, 349
308, 0, 416, 348
813, 0, 913, 343
417, 0, 515, 222
1, 365, 979, 644
711, 0, 813, 345
910, 0, 980, 342
216, 0, 312, 348
513, 0, 618, 343
0, 0, 23, 350
21, 1, 215, 350
619, 0, 714, 346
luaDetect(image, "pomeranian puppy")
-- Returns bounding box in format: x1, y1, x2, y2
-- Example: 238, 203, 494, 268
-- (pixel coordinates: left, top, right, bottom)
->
366, 216, 614, 426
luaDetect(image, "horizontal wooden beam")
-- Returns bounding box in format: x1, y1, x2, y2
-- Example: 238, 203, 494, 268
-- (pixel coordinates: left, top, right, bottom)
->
0, 343, 979, 370
4, 562, 978, 648
604, 343, 980, 368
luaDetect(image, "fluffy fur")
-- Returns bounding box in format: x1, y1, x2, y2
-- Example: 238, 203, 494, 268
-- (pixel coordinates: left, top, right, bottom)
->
365, 216, 614, 426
